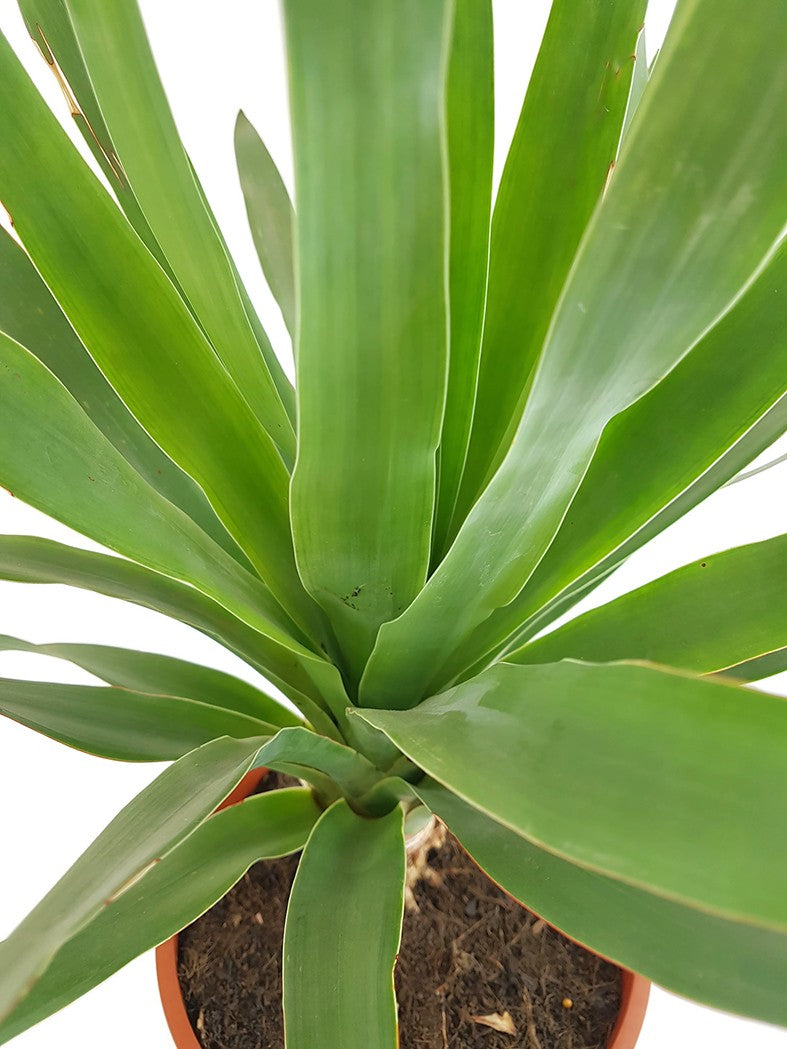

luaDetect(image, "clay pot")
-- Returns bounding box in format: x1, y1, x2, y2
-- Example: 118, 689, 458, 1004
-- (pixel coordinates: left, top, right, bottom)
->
156, 768, 650, 1049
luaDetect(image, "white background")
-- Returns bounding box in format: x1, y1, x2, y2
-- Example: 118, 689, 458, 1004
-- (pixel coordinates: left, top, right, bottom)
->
0, 2, 785, 1046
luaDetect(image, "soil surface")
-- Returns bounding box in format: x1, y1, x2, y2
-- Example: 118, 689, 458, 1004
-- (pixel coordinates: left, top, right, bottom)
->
178, 778, 622, 1049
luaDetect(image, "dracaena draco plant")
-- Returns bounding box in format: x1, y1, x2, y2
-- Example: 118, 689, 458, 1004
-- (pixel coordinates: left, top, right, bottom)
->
0, 0, 785, 1044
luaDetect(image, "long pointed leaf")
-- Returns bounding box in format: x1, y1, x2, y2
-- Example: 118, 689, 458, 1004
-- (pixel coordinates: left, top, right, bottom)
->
470, 245, 787, 671
0, 32, 319, 634
431, 0, 494, 556
283, 800, 405, 1049
19, 0, 295, 423
620, 28, 648, 141
235, 110, 296, 336
357, 660, 787, 930
508, 535, 787, 677
421, 783, 787, 1027
0, 787, 320, 1045
17, 0, 173, 273
0, 227, 252, 571
286, 0, 451, 677
0, 331, 307, 655
0, 635, 300, 727
0, 536, 345, 741
453, 0, 646, 532
362, 0, 787, 707
33, 0, 295, 459
0, 676, 274, 761
0, 735, 265, 1022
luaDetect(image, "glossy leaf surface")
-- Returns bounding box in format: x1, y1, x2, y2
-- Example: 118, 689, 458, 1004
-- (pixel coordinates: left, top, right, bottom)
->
283, 801, 405, 1049
0, 536, 344, 741
235, 111, 296, 336
17, 0, 172, 269
0, 735, 264, 1022
0, 634, 300, 727
0, 787, 320, 1044
0, 675, 275, 761
358, 660, 787, 929
466, 243, 787, 671
509, 534, 787, 677
0, 331, 307, 654
454, 0, 646, 527
286, 0, 451, 676
432, 0, 494, 555
0, 229, 247, 567
420, 783, 787, 1027
0, 33, 317, 633
60, 0, 295, 459
361, 0, 787, 707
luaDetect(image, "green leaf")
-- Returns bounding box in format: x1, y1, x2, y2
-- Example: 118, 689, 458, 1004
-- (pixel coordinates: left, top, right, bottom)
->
431, 0, 494, 557
0, 675, 276, 761
0, 227, 252, 571
620, 28, 648, 140
0, 735, 265, 1023
48, 0, 295, 459
508, 534, 787, 677
0, 787, 319, 1044
0, 631, 303, 760
0, 635, 301, 727
0, 330, 308, 655
450, 0, 646, 539
0, 635, 301, 726
286, 0, 451, 677
719, 647, 787, 683
465, 244, 787, 673
420, 783, 787, 1027
251, 726, 388, 807
357, 660, 787, 930
0, 536, 345, 742
361, 0, 787, 707
16, 0, 173, 272
235, 111, 296, 336
0, 32, 319, 635
725, 449, 787, 487
283, 800, 405, 1049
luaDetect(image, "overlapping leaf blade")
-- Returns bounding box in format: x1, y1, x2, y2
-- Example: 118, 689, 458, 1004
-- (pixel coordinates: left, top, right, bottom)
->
458, 244, 787, 674
508, 535, 787, 677
0, 331, 305, 652
431, 0, 494, 556
235, 111, 296, 336
0, 536, 345, 741
420, 783, 787, 1027
0, 32, 321, 636
0, 631, 303, 760
17, 0, 172, 271
361, 0, 787, 707
286, 0, 451, 678
0, 735, 265, 1022
283, 800, 405, 1049
358, 660, 787, 930
0, 636, 300, 726
0, 787, 320, 1045
451, 0, 646, 534
0, 227, 251, 570
31, 0, 295, 458
0, 676, 275, 761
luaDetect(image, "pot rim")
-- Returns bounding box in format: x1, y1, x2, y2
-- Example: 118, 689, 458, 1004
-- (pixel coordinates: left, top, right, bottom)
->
156, 767, 650, 1049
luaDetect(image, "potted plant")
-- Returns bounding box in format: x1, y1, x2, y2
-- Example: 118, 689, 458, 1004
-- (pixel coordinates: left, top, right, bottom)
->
0, 0, 785, 1045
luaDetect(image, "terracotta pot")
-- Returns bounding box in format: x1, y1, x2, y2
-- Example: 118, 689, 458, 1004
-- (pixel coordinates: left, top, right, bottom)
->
157, 768, 650, 1049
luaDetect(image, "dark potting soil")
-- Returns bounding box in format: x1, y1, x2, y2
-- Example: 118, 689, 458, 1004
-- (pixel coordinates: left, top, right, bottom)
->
178, 779, 622, 1049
